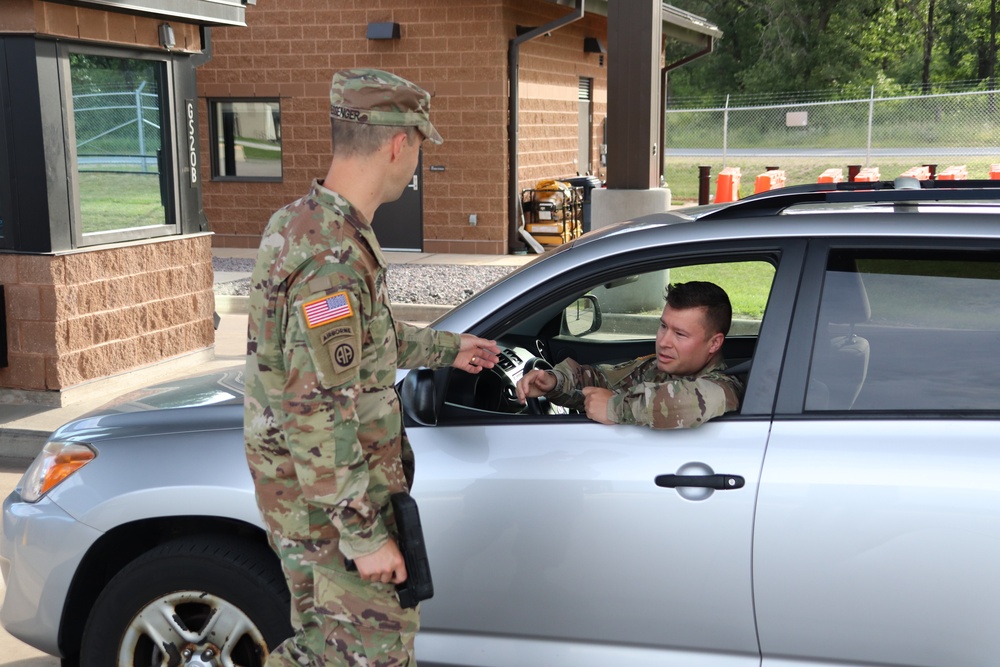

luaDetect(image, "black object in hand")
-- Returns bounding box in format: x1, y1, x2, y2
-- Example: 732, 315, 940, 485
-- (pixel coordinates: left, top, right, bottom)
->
342, 493, 434, 609
391, 492, 434, 609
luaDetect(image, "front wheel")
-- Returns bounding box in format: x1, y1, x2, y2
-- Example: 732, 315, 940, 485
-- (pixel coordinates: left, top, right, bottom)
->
80, 536, 292, 666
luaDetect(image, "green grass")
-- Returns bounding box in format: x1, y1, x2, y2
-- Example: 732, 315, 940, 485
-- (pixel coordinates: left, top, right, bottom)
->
78, 172, 165, 234
242, 147, 280, 160
616, 262, 775, 321
670, 262, 775, 320
240, 145, 281, 161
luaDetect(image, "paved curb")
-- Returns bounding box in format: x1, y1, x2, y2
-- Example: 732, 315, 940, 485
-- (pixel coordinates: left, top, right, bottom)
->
0, 429, 49, 464
215, 295, 453, 323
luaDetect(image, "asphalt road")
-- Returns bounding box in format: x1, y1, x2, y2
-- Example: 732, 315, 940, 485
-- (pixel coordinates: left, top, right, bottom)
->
0, 464, 60, 667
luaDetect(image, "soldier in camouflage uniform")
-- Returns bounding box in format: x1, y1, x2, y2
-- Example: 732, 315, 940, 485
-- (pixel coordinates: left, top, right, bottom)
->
516, 281, 743, 428
244, 68, 500, 666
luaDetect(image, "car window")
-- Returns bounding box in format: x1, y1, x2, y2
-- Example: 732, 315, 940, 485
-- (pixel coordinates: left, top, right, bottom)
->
806, 250, 1000, 412
562, 261, 775, 341
443, 258, 777, 418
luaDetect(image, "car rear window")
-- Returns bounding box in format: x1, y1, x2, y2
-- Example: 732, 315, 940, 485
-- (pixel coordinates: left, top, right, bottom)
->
806, 249, 1000, 412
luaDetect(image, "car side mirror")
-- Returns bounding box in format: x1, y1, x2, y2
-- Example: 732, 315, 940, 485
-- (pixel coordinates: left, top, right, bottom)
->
562, 294, 602, 337
401, 368, 438, 426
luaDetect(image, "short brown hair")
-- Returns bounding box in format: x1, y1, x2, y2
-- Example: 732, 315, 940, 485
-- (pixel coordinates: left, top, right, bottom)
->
666, 281, 732, 336
330, 119, 419, 157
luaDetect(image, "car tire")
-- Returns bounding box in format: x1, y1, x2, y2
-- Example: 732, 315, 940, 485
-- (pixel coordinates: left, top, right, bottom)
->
79, 536, 292, 666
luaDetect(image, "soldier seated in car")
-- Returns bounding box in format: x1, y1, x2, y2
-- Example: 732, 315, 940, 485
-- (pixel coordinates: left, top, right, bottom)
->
515, 281, 744, 429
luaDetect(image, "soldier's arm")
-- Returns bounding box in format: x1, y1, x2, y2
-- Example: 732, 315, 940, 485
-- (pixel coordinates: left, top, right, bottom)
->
395, 320, 461, 369
280, 266, 388, 561
545, 356, 647, 409
543, 357, 612, 409
606, 375, 742, 429
395, 322, 499, 373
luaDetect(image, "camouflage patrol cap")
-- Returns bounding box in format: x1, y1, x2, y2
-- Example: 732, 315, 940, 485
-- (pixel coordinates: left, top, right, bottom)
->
329, 68, 443, 145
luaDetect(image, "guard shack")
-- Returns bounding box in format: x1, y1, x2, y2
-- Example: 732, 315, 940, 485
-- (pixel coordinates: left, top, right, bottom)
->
0, 1, 251, 406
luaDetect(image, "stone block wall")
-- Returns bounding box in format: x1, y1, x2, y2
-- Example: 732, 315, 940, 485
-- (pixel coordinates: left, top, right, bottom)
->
0, 235, 215, 403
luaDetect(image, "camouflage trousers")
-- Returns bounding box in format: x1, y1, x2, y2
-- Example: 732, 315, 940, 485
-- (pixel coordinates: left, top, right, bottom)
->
266, 535, 419, 666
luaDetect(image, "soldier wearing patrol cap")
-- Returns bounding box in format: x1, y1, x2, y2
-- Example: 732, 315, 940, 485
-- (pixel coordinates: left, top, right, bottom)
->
244, 68, 500, 666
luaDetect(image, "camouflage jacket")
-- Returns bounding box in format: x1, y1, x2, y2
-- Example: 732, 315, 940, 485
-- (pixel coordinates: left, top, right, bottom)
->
244, 180, 460, 561
545, 354, 743, 429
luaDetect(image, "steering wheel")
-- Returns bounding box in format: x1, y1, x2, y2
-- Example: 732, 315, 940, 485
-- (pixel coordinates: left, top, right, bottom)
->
522, 357, 554, 415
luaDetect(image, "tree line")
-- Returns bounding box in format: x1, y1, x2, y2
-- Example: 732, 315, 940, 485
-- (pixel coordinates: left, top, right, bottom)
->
665, 0, 999, 102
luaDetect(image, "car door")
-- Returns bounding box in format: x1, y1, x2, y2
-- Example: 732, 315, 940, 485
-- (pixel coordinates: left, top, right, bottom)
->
757, 240, 1000, 667
405, 241, 804, 667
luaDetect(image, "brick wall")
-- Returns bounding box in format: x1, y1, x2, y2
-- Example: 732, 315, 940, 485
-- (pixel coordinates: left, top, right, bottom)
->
0, 236, 215, 400
5, 0, 202, 53
511, 1, 608, 191
199, 0, 607, 255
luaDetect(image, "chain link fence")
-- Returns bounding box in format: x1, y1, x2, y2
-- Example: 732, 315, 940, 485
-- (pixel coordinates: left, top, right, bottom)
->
664, 83, 1000, 192
73, 82, 163, 174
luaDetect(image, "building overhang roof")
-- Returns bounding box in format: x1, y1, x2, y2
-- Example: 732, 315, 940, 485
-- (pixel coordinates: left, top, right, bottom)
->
549, 0, 723, 45
659, 3, 722, 44
67, 0, 253, 27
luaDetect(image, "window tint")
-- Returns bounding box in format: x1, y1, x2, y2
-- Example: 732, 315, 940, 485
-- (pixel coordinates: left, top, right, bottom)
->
807, 250, 1000, 412
69, 53, 174, 241
441, 258, 776, 418
210, 100, 282, 180
566, 261, 775, 340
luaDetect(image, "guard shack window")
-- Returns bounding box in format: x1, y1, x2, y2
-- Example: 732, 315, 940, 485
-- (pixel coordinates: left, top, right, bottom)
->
69, 51, 178, 246
210, 100, 282, 181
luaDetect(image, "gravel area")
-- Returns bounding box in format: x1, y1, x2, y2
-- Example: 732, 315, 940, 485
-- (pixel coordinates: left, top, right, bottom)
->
213, 257, 515, 306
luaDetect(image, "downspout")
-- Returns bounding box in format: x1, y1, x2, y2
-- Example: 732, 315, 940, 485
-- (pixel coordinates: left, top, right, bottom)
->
660, 33, 714, 185
508, 0, 585, 253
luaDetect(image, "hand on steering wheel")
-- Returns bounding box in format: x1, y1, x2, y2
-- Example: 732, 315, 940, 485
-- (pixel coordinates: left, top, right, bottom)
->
520, 357, 554, 415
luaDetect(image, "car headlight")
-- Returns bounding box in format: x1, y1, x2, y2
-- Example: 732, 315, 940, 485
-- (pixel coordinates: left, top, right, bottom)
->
20, 441, 96, 503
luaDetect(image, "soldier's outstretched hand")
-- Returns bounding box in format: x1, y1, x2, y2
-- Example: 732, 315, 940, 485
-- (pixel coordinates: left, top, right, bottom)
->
453, 334, 500, 374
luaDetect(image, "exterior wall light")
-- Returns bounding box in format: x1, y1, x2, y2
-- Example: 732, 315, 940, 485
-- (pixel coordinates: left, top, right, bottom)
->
159, 23, 176, 50
366, 22, 401, 40
584, 37, 606, 54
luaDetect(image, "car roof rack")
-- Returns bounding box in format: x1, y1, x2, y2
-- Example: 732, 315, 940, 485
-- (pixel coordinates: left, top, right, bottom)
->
698, 178, 1000, 220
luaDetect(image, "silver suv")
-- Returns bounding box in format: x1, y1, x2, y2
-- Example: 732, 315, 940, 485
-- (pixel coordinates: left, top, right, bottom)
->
4, 180, 1000, 667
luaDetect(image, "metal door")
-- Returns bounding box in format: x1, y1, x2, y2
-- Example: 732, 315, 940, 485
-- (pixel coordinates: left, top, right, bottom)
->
410, 419, 768, 667
372, 152, 423, 251
756, 239, 1000, 667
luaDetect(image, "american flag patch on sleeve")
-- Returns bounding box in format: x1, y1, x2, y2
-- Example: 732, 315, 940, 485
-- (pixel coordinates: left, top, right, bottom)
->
303, 291, 353, 328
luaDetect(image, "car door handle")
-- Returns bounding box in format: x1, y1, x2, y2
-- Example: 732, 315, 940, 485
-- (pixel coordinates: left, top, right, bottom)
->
654, 474, 745, 490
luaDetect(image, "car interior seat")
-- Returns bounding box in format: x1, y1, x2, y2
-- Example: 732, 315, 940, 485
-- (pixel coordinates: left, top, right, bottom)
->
805, 267, 871, 411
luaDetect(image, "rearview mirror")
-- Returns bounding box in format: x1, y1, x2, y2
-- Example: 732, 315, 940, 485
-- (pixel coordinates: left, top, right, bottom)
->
562, 295, 602, 337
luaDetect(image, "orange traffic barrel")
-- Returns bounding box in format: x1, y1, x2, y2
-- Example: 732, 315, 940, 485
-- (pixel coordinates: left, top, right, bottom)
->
900, 166, 933, 180
714, 167, 742, 203
818, 168, 843, 183
853, 167, 880, 182
937, 165, 968, 180
754, 169, 786, 194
